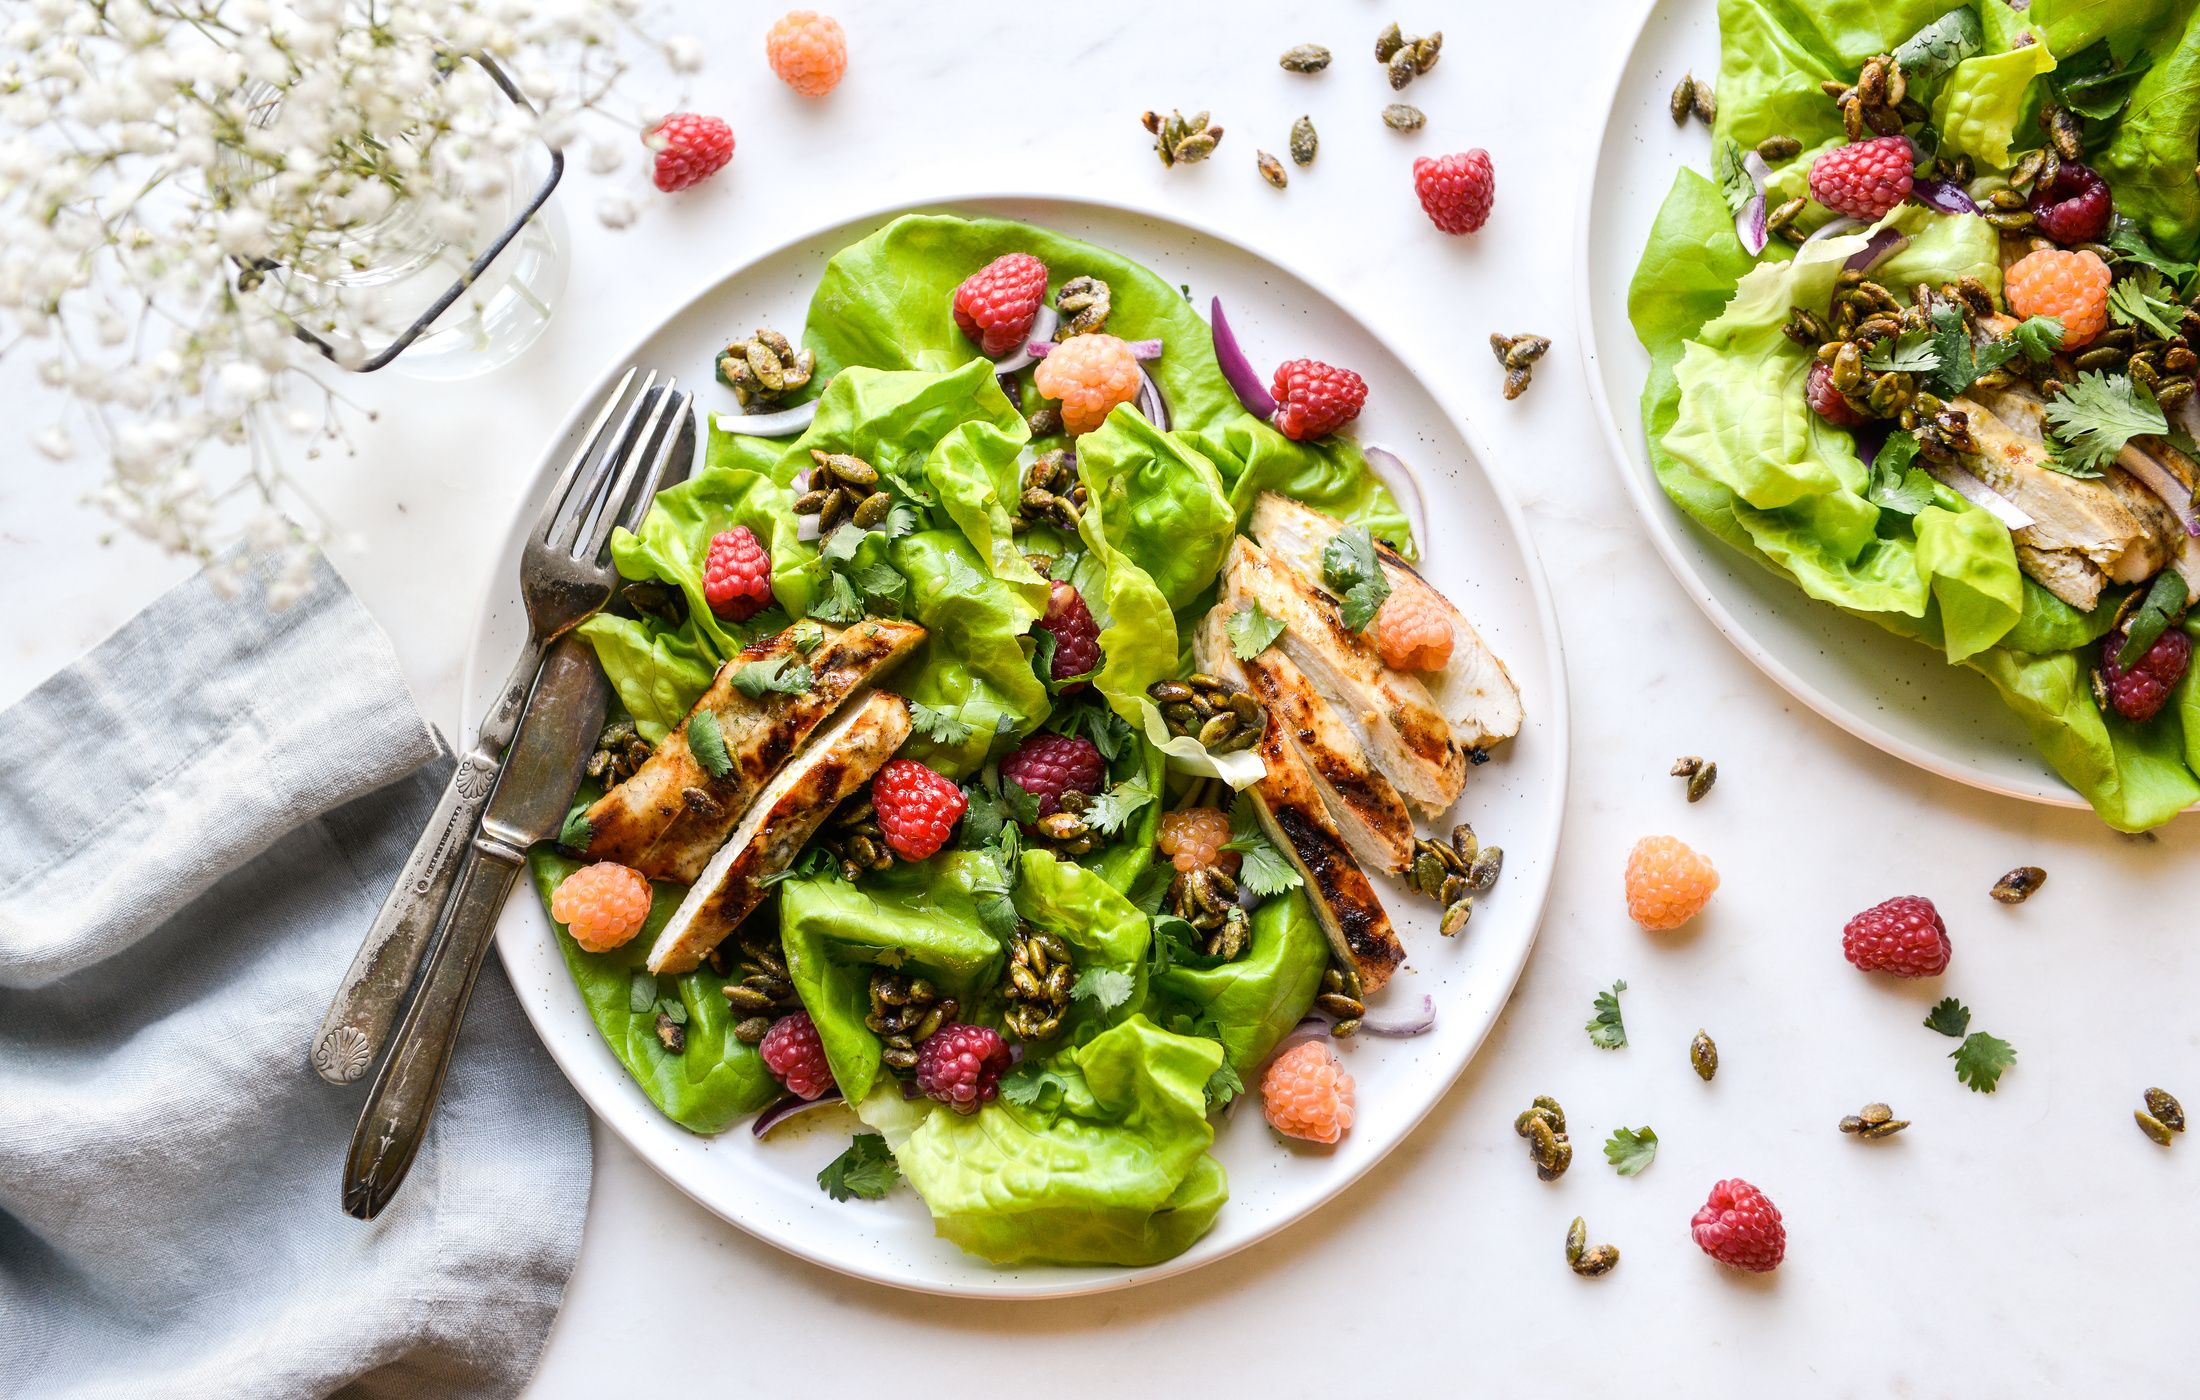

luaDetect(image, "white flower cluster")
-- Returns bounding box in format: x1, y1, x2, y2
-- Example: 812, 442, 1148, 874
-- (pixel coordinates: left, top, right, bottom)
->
0, 0, 696, 587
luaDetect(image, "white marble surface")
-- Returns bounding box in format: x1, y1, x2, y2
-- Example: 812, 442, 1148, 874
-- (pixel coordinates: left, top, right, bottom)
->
6, 1, 2198, 1393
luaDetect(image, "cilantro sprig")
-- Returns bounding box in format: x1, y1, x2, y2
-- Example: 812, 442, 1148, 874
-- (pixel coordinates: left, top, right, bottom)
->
2044, 371, 2167, 477
1923, 997, 1971, 1038
1320, 525, 1392, 631
1224, 796, 1302, 897
1585, 980, 1628, 1050
1603, 1125, 1658, 1177
1224, 602, 1286, 660
1950, 1031, 2017, 1093
816, 1133, 901, 1201
729, 656, 812, 699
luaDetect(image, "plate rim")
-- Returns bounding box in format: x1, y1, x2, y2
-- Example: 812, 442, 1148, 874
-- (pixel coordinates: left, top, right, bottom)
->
1572, 0, 2091, 811
465, 185, 1573, 1297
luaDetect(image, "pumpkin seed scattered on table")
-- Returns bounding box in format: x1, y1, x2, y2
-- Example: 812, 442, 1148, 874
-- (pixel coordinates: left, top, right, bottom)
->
1566, 1217, 1619, 1277
1838, 1102, 1910, 1139
1256, 150, 1288, 189
1690, 1029, 1718, 1081
1381, 103, 1425, 132
1515, 1095, 1572, 1181
1289, 115, 1318, 167
1143, 108, 1223, 166
1671, 754, 1717, 802
1989, 866, 2046, 904
1374, 23, 1440, 89
1490, 332, 1552, 401
2138, 1088, 2185, 1145
1279, 43, 1331, 73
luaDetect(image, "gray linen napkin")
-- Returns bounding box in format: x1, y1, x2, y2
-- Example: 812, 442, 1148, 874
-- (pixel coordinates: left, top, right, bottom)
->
0, 552, 591, 1400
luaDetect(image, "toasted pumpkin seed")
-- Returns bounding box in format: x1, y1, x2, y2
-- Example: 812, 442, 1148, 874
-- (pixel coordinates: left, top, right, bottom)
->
1441, 897, 1473, 935
1691, 1029, 1718, 1081
1691, 76, 1716, 123
2146, 1088, 2185, 1132
2139, 1110, 2175, 1147
1290, 115, 1318, 167
1256, 150, 1288, 188
1839, 1102, 1910, 1138
1990, 866, 2046, 904
1279, 43, 1331, 73
1386, 48, 1417, 89
1671, 75, 1697, 125
1374, 22, 1404, 62
1573, 1243, 1619, 1277
1382, 103, 1425, 132
1756, 134, 1802, 162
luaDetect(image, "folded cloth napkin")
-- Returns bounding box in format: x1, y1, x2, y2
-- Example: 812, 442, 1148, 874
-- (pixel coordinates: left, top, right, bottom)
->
0, 551, 591, 1400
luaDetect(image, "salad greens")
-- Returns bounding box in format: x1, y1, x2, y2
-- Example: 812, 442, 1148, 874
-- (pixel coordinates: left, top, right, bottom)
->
1634, 0, 2200, 829
542, 212, 1425, 1267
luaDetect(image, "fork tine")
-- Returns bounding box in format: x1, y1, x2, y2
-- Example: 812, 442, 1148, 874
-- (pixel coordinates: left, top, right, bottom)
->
578, 383, 683, 564
531, 366, 641, 547
545, 371, 659, 556
607, 391, 695, 542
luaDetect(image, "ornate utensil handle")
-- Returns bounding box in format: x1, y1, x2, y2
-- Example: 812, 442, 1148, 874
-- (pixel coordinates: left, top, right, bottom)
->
310, 642, 542, 1084
341, 833, 527, 1219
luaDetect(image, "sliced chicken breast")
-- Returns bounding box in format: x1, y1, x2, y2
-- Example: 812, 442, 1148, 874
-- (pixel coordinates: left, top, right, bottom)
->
1218, 536, 1467, 818
1196, 621, 1405, 994
584, 618, 923, 882
1203, 608, 1414, 873
1249, 492, 1523, 749
646, 691, 911, 974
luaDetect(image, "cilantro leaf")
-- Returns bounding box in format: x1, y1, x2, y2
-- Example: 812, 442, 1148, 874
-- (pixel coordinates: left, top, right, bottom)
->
557, 805, 594, 852
2052, 39, 2150, 124
755, 843, 837, 890
849, 561, 908, 614
2109, 218, 2198, 289
1224, 602, 1287, 660
1204, 1057, 1245, 1110
1071, 966, 1136, 1012
655, 996, 688, 1026
1866, 430, 1938, 517
807, 570, 864, 623
1320, 525, 1392, 631
686, 708, 732, 778
1585, 979, 1628, 1050
730, 657, 812, 699
1891, 8, 1982, 84
2109, 268, 2184, 339
1950, 1031, 2016, 1093
1713, 138, 1753, 217
974, 891, 1022, 943
2116, 569, 2189, 670
2010, 316, 2065, 364
907, 701, 976, 746
997, 1063, 1072, 1114
1864, 328, 1941, 374
1923, 996, 1971, 1038
2045, 372, 2167, 476
785, 620, 825, 652
959, 781, 1008, 848
1602, 1125, 1658, 1176
1223, 799, 1302, 896
1083, 770, 1156, 837
819, 522, 868, 563
1128, 864, 1173, 918
628, 971, 658, 1015
1000, 779, 1042, 830
816, 1132, 901, 1201
1925, 303, 2016, 397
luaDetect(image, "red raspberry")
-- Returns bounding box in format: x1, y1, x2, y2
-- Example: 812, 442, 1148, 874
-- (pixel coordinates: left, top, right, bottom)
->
1806, 360, 1867, 430
953, 252, 1050, 359
1270, 358, 1368, 442
702, 526, 773, 621
1158, 806, 1239, 874
1691, 1178, 1786, 1273
1038, 581, 1102, 686
549, 861, 653, 952
1808, 135, 1915, 221
765, 10, 847, 98
645, 113, 734, 193
1033, 333, 1142, 435
759, 1012, 835, 1099
1261, 1038, 1356, 1144
1374, 590, 1452, 671
2030, 161, 2113, 245
2005, 248, 2112, 348
914, 1022, 1012, 1112
1624, 835, 1718, 931
1413, 149, 1496, 234
870, 758, 968, 860
2101, 625, 2193, 724
1842, 895, 1951, 977
997, 733, 1105, 818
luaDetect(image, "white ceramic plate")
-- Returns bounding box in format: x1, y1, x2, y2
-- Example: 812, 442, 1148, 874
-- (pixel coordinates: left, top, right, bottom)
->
1578, 0, 2089, 808
465, 192, 1568, 1297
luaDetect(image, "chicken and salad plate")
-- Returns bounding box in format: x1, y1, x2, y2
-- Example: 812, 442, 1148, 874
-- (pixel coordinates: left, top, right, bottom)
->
481, 205, 1559, 1282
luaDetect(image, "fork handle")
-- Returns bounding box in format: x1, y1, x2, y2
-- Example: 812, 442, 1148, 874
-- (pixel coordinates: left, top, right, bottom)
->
341, 831, 527, 1219
309, 641, 543, 1084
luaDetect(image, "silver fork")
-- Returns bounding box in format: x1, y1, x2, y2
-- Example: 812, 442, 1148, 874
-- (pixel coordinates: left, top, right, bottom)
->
312, 366, 658, 1084
343, 382, 696, 1219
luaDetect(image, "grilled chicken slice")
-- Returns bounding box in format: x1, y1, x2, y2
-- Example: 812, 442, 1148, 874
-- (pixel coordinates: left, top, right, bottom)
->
1947, 393, 2167, 609
1218, 536, 1467, 817
1205, 609, 1415, 874
646, 691, 911, 974
583, 619, 923, 882
1249, 493, 1523, 749
1195, 623, 1405, 994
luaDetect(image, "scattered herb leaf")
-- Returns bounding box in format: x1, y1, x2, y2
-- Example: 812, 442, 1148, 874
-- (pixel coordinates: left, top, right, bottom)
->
628, 972, 658, 1015
1926, 303, 2017, 397
1950, 1031, 2017, 1093
2009, 316, 2065, 364
1204, 1057, 1245, 1109
686, 709, 732, 778
2117, 569, 2189, 669
655, 996, 688, 1026
730, 656, 813, 699
1320, 525, 1392, 631
807, 570, 864, 623
816, 1132, 901, 1201
1083, 769, 1157, 837
1586, 979, 1629, 1050
907, 700, 976, 746
998, 1063, 1072, 1114
1071, 966, 1136, 1012
557, 806, 594, 851
1864, 328, 1941, 374
2108, 218, 2197, 288
1224, 798, 1302, 896
2045, 372, 2165, 476
1713, 138, 1752, 216
1866, 430, 1939, 517
1225, 602, 1287, 660
2109, 267, 2184, 339
1923, 997, 1971, 1038
1603, 1125, 1658, 1176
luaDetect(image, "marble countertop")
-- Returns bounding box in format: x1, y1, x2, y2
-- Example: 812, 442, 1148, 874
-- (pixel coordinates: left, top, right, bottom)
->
6, 1, 2196, 1393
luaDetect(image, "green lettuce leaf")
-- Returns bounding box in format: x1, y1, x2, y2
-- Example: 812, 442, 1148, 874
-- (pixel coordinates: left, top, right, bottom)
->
1012, 849, 1151, 1042
1932, 43, 2058, 169
1071, 466, 1184, 730
572, 611, 717, 743
529, 852, 780, 1133
1150, 887, 1328, 1078
2093, 6, 2200, 261
1073, 408, 1236, 612
608, 466, 818, 656
867, 1015, 1227, 1266
1180, 415, 1414, 559
889, 529, 1050, 774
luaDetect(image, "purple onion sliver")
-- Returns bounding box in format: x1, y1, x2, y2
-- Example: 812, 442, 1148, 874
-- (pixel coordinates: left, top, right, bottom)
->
2119, 449, 2200, 537
1356, 994, 1437, 1038
989, 305, 1059, 376
1844, 228, 1908, 273
752, 1088, 845, 1138
712, 399, 821, 439
1735, 151, 1773, 256
1135, 364, 1172, 431
1800, 214, 1867, 249
1126, 338, 1164, 361
1026, 340, 1052, 358
1209, 296, 1278, 419
1362, 443, 1429, 550
1910, 178, 1979, 216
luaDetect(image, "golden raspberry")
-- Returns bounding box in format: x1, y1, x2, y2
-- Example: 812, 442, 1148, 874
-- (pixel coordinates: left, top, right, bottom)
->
1374, 589, 1453, 671
549, 861, 653, 952
1158, 806, 1239, 874
765, 10, 847, 98
1032, 333, 1141, 435
2003, 249, 2111, 349
1624, 835, 1718, 931
1261, 1038, 1355, 1144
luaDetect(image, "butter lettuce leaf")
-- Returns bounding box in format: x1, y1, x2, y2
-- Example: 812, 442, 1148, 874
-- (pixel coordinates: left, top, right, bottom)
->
573, 611, 717, 744
1150, 887, 1328, 1079
1074, 408, 1236, 613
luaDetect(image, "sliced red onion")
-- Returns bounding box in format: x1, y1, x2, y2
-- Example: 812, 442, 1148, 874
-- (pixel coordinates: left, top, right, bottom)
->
1362, 444, 1429, 549
1800, 214, 1867, 248
712, 400, 820, 438
752, 1088, 844, 1138
1911, 178, 1979, 216
1209, 296, 1278, 419
1735, 151, 1773, 256
1843, 227, 1908, 272
990, 305, 1060, 376
1356, 994, 1436, 1038
1135, 364, 1171, 431
1030, 336, 1163, 361
1923, 458, 2035, 530
2119, 446, 2200, 537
